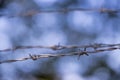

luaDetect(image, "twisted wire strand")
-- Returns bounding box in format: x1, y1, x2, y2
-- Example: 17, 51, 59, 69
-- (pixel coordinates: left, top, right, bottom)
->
1, 8, 119, 17
0, 43, 120, 52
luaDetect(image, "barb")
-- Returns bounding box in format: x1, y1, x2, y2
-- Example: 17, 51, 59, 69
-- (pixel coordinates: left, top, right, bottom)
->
1, 8, 119, 17
0, 43, 120, 64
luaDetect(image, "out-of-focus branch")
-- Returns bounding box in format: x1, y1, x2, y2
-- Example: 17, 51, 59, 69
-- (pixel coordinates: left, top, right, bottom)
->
0, 43, 120, 64
1, 8, 119, 17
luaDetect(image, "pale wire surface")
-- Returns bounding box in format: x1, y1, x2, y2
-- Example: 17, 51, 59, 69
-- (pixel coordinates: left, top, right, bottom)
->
0, 8, 119, 17
0, 43, 120, 64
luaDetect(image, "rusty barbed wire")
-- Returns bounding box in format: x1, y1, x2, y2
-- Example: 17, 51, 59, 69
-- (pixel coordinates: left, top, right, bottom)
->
1, 8, 119, 17
0, 43, 120, 64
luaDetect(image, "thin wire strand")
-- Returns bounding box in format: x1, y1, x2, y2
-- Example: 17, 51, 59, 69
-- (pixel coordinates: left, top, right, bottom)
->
1, 8, 119, 17
0, 43, 120, 52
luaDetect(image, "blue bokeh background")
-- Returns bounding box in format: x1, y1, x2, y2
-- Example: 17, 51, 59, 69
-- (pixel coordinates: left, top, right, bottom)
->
0, 0, 120, 80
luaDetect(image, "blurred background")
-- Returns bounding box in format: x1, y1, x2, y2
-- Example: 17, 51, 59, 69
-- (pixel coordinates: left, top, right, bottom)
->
0, 0, 120, 80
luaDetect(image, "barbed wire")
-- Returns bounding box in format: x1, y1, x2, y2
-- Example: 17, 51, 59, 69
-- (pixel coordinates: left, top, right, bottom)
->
0, 43, 120, 64
0, 43, 120, 52
1, 8, 119, 17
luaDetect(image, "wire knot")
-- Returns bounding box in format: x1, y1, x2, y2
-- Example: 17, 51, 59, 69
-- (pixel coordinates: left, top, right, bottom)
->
29, 54, 38, 60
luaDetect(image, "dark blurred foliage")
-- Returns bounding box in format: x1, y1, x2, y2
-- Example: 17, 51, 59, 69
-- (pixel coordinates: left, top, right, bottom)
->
0, 0, 4, 8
